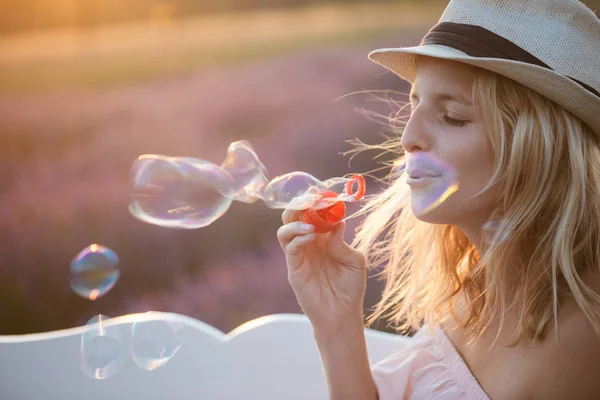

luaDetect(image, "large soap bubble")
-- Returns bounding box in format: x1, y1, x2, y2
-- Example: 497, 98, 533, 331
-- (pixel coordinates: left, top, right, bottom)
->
129, 140, 366, 233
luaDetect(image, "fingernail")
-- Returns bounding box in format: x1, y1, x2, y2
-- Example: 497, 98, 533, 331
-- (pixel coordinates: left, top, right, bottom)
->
301, 223, 314, 232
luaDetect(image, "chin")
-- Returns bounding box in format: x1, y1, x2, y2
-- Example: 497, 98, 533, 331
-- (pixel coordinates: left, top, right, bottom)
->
410, 198, 458, 225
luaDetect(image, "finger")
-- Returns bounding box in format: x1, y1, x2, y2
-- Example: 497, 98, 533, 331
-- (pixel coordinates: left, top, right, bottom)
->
282, 208, 302, 224
277, 221, 315, 250
328, 221, 348, 256
327, 221, 364, 266
286, 233, 316, 257
285, 233, 316, 271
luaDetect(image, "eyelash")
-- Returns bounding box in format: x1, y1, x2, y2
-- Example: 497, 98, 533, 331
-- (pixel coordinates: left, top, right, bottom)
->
409, 102, 468, 127
443, 115, 468, 127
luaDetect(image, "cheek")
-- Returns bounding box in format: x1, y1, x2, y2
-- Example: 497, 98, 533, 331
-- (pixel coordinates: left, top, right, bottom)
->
452, 145, 498, 205
458, 164, 493, 193
450, 133, 494, 184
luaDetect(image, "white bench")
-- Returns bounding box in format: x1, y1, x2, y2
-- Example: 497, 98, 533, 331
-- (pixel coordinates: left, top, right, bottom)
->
0, 312, 409, 399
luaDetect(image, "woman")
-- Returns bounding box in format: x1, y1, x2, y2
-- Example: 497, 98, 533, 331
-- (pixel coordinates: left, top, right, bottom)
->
277, 0, 600, 399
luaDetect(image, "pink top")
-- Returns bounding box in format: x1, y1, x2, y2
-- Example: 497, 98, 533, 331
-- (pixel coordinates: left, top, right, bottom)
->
370, 326, 490, 400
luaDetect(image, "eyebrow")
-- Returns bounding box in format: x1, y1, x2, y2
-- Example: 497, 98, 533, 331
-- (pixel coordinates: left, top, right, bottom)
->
409, 90, 473, 107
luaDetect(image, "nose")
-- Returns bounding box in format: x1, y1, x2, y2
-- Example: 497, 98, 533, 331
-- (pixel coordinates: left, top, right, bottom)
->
400, 105, 431, 153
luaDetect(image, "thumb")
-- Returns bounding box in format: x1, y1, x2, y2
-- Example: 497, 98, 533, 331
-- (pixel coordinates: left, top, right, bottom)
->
328, 221, 363, 266
330, 220, 347, 243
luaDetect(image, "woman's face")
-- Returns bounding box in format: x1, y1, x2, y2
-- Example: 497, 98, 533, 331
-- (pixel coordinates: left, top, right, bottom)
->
401, 57, 500, 232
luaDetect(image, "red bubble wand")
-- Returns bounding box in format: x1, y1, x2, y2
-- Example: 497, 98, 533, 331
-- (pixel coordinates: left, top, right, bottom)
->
301, 174, 366, 233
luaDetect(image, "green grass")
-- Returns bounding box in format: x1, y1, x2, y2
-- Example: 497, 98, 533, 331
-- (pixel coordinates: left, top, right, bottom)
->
0, 2, 444, 94
0, 26, 423, 94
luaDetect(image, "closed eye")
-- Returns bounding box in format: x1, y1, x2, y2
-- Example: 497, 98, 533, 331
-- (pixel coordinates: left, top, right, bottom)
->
443, 115, 468, 127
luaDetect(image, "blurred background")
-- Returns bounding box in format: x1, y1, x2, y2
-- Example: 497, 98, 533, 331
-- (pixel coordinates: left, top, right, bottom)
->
0, 0, 598, 335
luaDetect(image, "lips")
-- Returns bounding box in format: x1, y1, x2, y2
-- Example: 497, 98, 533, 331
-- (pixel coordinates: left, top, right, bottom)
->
406, 167, 441, 179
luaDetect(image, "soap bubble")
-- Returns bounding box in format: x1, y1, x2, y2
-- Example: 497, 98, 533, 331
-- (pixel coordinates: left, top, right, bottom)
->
70, 244, 119, 300
129, 140, 366, 232
80, 315, 124, 380
219, 140, 269, 202
482, 219, 511, 245
131, 317, 183, 372
130, 155, 235, 229
392, 158, 406, 176
261, 172, 326, 209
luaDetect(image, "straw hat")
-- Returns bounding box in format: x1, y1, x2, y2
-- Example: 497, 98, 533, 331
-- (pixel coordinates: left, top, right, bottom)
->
368, 0, 600, 137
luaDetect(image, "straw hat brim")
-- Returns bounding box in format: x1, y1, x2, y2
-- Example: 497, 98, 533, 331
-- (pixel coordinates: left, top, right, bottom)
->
369, 44, 600, 138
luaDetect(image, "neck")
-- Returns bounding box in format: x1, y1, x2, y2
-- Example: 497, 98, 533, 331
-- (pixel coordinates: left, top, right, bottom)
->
457, 221, 484, 256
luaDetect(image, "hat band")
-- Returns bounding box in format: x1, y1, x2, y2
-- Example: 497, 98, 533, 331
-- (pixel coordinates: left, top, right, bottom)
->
421, 22, 600, 99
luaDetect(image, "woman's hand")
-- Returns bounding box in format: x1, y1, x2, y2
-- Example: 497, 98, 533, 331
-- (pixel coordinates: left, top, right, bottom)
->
277, 208, 368, 335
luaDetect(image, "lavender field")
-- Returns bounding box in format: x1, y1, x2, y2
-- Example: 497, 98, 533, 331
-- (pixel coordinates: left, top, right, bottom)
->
0, 2, 441, 334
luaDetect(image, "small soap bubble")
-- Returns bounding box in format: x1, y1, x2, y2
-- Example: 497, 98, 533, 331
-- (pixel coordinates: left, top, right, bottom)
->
130, 155, 234, 229
131, 318, 183, 372
404, 152, 459, 217
261, 172, 326, 209
482, 219, 511, 245
321, 177, 349, 194
80, 315, 124, 380
392, 158, 406, 176
322, 177, 359, 205
323, 175, 365, 204
70, 244, 119, 300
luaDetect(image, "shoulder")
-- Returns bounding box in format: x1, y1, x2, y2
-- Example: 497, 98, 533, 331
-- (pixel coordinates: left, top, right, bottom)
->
534, 280, 600, 399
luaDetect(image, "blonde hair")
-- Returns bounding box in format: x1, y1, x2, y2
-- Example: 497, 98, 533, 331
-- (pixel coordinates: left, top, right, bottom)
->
349, 65, 600, 343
